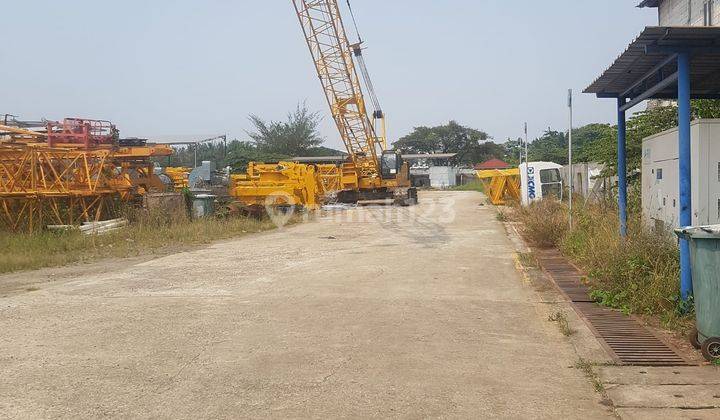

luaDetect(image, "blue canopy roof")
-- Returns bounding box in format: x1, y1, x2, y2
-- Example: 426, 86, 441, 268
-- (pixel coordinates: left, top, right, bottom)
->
585, 26, 720, 100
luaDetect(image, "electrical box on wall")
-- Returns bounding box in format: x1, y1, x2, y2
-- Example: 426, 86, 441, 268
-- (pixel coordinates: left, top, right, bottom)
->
642, 119, 720, 231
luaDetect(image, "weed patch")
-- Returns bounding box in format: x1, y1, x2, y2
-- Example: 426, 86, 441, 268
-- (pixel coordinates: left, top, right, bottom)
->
575, 358, 605, 393
560, 204, 687, 328
514, 197, 691, 330
0, 214, 281, 274
515, 200, 568, 248
517, 252, 538, 268
549, 311, 576, 336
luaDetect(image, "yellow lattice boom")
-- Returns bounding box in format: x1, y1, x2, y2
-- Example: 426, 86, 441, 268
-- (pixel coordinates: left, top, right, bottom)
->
476, 168, 521, 206
229, 1, 416, 209
292, 0, 382, 180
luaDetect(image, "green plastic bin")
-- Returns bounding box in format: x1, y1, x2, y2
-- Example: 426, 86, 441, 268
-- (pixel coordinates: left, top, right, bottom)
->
675, 226, 720, 363
191, 194, 216, 219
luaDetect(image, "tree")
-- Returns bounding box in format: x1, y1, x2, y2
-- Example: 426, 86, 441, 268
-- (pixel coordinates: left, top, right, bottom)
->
589, 100, 720, 176
571, 123, 614, 163
528, 129, 568, 164
502, 138, 524, 165
471, 141, 509, 164
518, 124, 613, 167
392, 121, 490, 164
159, 102, 345, 172
226, 141, 290, 172
248, 103, 324, 156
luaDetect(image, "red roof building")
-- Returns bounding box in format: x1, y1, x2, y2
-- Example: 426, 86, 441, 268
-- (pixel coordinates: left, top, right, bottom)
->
475, 158, 511, 170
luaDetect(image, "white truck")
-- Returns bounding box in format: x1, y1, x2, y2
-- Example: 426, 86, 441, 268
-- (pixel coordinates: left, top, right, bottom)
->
519, 162, 564, 206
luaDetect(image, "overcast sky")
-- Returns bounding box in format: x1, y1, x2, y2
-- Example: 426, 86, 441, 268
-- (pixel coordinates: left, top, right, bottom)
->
1, 1, 656, 150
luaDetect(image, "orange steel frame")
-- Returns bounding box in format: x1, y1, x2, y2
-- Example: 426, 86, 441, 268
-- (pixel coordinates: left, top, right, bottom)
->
0, 137, 172, 231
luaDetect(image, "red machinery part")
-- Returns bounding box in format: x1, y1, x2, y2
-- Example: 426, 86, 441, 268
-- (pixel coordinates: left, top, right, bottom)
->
47, 118, 118, 148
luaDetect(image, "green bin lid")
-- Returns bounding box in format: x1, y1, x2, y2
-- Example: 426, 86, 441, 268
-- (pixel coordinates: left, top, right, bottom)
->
675, 225, 720, 240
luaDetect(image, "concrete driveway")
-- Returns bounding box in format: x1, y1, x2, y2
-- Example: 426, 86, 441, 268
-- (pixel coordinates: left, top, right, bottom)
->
0, 191, 612, 418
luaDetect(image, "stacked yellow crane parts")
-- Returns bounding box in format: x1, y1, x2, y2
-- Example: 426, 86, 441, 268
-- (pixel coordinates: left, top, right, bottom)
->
476, 168, 521, 206
163, 167, 191, 191
0, 122, 172, 231
230, 162, 322, 208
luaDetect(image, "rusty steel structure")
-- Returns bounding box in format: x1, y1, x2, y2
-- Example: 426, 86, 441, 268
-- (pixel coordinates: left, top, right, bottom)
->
0, 118, 172, 231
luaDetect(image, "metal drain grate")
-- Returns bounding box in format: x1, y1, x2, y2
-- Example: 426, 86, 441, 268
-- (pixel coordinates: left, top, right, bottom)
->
535, 251, 690, 366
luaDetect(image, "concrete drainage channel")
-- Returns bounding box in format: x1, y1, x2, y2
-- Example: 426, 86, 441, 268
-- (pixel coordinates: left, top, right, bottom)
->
534, 249, 691, 367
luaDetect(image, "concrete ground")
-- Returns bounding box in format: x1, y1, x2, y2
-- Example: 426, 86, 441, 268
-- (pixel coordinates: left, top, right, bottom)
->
598, 366, 720, 419
0, 191, 614, 418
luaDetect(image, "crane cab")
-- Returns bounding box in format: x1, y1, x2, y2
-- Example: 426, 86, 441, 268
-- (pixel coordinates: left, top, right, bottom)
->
380, 150, 404, 180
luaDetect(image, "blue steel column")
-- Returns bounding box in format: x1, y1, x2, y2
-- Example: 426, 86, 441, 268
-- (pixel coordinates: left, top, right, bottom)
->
617, 97, 628, 237
677, 52, 693, 300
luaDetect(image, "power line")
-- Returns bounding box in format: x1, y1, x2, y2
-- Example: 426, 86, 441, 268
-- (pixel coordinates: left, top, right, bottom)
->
345, 1, 382, 118
346, 0, 363, 43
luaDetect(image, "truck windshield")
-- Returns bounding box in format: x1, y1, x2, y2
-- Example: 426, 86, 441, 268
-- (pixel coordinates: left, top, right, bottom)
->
540, 169, 561, 183
539, 169, 563, 199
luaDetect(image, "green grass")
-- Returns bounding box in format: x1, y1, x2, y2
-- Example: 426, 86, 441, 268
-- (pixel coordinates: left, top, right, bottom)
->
560, 205, 687, 329
0, 215, 279, 274
452, 181, 485, 192
517, 252, 538, 268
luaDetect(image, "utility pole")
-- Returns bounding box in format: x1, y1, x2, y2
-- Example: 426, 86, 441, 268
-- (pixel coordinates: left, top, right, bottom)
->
517, 137, 523, 164
223, 135, 228, 162
194, 143, 198, 168
568, 89, 574, 229
524, 122, 529, 164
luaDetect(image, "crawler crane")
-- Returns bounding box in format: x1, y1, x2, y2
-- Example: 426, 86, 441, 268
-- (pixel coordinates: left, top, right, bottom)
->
292, 0, 417, 205
231, 1, 417, 208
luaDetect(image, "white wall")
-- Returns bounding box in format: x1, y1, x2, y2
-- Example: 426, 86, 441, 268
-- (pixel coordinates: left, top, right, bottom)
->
561, 163, 612, 202
429, 166, 457, 188
658, 0, 720, 26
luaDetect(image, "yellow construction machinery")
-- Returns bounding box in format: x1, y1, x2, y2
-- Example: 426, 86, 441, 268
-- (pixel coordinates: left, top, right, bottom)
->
231, 0, 417, 209
162, 167, 191, 191
0, 119, 172, 231
229, 161, 347, 208
476, 168, 521, 206
230, 162, 322, 208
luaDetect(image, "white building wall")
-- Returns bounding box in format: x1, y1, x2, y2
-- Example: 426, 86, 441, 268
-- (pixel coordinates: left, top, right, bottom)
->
657, 0, 720, 26
429, 166, 457, 188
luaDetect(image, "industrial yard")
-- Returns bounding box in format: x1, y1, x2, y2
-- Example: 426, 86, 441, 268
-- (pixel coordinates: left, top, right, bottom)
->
0, 192, 612, 418
4, 0, 720, 419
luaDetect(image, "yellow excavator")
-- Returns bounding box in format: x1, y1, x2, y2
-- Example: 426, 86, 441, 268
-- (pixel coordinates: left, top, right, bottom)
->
231, 0, 417, 208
